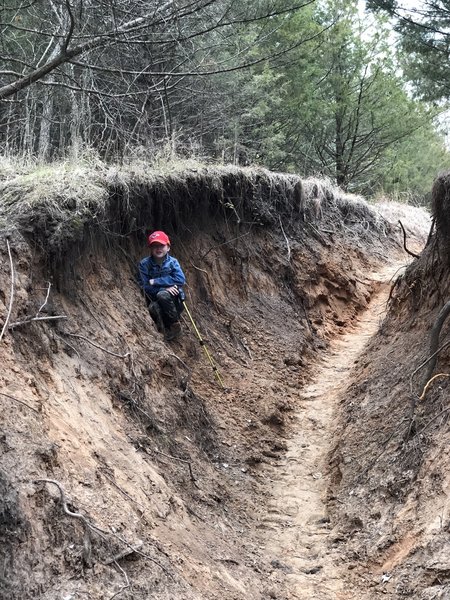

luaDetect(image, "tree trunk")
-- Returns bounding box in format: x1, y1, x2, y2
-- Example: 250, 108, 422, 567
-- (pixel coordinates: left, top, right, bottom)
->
38, 85, 54, 161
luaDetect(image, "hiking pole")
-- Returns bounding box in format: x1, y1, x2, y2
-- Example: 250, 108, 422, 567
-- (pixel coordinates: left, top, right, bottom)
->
182, 301, 225, 389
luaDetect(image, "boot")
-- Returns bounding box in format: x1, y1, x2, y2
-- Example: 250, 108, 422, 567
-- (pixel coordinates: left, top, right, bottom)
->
148, 302, 165, 334
165, 321, 182, 342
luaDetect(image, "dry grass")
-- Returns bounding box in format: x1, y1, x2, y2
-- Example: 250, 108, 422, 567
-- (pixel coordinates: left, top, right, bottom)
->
0, 161, 109, 250
302, 176, 390, 239
373, 199, 432, 243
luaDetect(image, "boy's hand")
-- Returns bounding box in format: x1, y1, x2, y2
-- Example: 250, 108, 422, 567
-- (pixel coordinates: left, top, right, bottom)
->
166, 286, 180, 296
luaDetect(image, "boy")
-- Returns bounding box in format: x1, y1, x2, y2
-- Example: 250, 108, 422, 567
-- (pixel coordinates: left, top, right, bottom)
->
138, 230, 186, 341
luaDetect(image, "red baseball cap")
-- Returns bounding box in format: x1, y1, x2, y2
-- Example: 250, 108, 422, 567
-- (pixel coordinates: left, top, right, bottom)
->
147, 230, 170, 246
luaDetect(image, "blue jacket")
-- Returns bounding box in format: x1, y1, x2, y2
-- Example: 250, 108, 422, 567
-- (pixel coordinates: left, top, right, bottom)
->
138, 254, 186, 300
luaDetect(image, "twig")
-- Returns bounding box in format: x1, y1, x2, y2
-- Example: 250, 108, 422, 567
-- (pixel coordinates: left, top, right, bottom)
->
8, 315, 68, 329
167, 352, 190, 373
199, 232, 251, 261
410, 339, 450, 393
37, 282, 52, 316
64, 332, 130, 359
189, 263, 209, 276
425, 216, 436, 248
0, 391, 40, 414
108, 529, 172, 578
356, 418, 409, 482
35, 478, 106, 564
278, 215, 291, 262
419, 373, 449, 401
0, 239, 15, 343
35, 479, 165, 581
53, 331, 81, 358
109, 560, 131, 600
153, 447, 198, 486
104, 541, 144, 565
420, 301, 450, 392
417, 406, 450, 437
102, 472, 147, 513
398, 220, 420, 259
79, 297, 106, 329
34, 479, 109, 537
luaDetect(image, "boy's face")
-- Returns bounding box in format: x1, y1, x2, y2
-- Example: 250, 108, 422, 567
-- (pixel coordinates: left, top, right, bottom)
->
150, 243, 169, 260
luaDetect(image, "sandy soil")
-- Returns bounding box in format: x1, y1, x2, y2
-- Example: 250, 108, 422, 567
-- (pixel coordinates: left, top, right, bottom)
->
1, 198, 433, 599
256, 265, 404, 600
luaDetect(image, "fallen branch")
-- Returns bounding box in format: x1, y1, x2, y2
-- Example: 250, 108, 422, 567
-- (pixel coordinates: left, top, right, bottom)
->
0, 391, 40, 413
64, 332, 130, 359
8, 315, 68, 329
398, 220, 420, 259
0, 239, 15, 343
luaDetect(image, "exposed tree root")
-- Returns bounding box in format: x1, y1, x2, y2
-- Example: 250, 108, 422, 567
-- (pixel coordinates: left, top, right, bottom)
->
0, 239, 15, 343
420, 300, 450, 392
398, 219, 420, 259
0, 391, 40, 414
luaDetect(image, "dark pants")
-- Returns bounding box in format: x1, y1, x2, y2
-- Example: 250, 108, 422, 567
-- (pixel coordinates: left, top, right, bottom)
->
148, 290, 183, 329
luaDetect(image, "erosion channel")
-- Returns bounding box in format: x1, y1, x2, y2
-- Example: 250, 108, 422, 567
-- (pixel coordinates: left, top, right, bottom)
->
2, 165, 446, 600
260, 265, 400, 600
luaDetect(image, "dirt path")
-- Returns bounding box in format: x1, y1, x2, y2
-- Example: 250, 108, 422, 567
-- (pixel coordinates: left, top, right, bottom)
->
259, 266, 401, 599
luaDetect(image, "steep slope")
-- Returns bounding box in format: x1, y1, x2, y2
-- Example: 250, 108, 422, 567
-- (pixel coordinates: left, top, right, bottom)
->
328, 173, 450, 599
0, 162, 419, 599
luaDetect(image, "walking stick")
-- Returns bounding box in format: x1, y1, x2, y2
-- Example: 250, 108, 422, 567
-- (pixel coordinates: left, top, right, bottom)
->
182, 301, 225, 389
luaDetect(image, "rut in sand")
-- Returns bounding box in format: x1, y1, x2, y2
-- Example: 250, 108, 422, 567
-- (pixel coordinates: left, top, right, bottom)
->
259, 264, 402, 600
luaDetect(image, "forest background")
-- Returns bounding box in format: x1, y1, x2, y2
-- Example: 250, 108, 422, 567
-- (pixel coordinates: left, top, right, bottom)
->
1, 0, 450, 203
